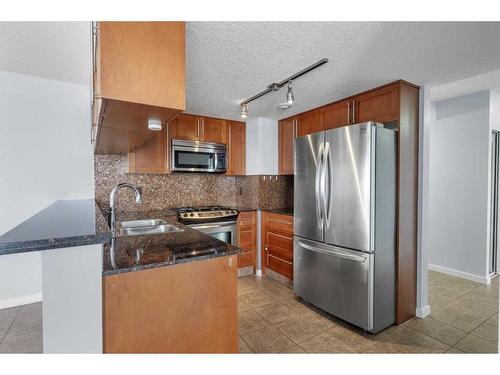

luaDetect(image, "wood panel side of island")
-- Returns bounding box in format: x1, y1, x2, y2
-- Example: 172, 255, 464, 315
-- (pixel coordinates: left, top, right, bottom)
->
103, 255, 238, 353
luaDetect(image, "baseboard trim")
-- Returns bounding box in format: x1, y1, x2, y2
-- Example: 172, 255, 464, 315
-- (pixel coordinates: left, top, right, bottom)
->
0, 293, 42, 310
428, 264, 490, 285
255, 269, 262, 277
415, 304, 431, 319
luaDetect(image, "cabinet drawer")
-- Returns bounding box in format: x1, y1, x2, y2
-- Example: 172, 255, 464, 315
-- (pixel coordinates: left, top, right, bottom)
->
238, 251, 255, 268
267, 231, 293, 251
239, 211, 257, 225
267, 219, 293, 237
266, 253, 293, 279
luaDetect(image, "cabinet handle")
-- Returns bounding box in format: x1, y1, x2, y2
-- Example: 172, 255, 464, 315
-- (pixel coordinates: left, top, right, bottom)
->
347, 101, 350, 124
293, 119, 297, 138
92, 22, 99, 74
352, 100, 356, 124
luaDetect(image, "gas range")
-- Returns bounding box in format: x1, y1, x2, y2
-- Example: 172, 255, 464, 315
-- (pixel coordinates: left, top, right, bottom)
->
174, 205, 239, 224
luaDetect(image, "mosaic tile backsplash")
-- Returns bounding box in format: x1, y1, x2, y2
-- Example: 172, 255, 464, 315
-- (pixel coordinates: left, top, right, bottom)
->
94, 154, 293, 212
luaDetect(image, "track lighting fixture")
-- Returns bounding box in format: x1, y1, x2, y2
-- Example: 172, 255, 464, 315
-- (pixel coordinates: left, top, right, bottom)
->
240, 103, 248, 119
238, 58, 327, 118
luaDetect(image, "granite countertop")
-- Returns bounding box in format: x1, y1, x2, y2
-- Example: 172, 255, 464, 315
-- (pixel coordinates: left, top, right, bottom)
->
0, 199, 111, 255
103, 213, 240, 276
261, 207, 294, 216
233, 206, 258, 212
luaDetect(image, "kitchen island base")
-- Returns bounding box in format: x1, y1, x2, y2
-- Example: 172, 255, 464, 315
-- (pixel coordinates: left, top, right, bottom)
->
103, 254, 238, 353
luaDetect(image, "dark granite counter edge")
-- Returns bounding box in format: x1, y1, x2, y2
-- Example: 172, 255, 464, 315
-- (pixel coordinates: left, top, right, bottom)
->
103, 248, 240, 276
261, 208, 294, 216
0, 200, 112, 256
0, 234, 112, 256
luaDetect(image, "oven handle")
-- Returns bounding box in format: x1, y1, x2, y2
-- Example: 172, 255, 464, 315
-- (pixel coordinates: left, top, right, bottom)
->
188, 221, 237, 230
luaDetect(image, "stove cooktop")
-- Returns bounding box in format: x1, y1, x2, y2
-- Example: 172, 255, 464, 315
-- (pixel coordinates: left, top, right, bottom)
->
174, 206, 239, 223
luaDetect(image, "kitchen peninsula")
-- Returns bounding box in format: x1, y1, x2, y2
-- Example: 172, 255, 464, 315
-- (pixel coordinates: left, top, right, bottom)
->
0, 199, 240, 353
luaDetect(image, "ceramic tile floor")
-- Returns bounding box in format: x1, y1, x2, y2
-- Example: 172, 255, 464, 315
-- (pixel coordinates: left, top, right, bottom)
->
237, 271, 498, 354
0, 270, 498, 354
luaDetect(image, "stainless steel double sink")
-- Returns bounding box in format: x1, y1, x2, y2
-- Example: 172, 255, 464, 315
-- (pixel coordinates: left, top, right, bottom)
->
115, 219, 183, 237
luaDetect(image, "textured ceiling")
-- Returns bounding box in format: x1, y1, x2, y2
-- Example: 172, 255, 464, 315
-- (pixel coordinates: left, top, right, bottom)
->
186, 22, 500, 121
0, 21, 90, 84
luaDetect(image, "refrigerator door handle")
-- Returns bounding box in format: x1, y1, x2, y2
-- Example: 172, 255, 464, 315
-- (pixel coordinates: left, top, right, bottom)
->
296, 239, 367, 263
315, 142, 324, 230
322, 141, 332, 230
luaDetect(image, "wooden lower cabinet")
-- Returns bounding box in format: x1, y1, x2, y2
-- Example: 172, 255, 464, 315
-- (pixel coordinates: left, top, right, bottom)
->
261, 212, 294, 279
237, 211, 257, 270
103, 255, 238, 353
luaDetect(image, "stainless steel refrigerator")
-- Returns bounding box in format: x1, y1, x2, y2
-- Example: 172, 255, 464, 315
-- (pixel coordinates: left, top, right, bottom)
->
293, 122, 397, 333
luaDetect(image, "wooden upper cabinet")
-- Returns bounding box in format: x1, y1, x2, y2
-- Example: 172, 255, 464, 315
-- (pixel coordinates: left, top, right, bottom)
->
169, 114, 228, 144
227, 121, 246, 176
128, 126, 169, 174
354, 84, 399, 124
321, 100, 350, 130
278, 117, 297, 175
297, 109, 322, 137
99, 22, 185, 108
201, 118, 227, 144
169, 114, 200, 141
94, 22, 185, 154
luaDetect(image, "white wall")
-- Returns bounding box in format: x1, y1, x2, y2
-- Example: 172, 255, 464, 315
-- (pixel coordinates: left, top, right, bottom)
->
428, 91, 491, 282
0, 70, 93, 307
245, 117, 278, 175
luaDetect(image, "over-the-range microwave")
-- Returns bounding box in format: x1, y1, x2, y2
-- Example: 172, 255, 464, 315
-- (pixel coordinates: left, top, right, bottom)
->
171, 139, 227, 173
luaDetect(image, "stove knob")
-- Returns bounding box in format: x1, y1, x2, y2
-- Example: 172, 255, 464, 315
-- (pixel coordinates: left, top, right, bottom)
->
189, 213, 195, 217
226, 210, 230, 214
231, 210, 236, 214
182, 213, 188, 217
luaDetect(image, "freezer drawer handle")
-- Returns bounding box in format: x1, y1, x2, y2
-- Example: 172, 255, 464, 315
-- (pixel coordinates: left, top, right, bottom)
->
297, 240, 367, 263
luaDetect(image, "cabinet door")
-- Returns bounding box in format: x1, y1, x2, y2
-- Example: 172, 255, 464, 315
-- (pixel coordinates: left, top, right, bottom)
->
262, 213, 294, 279
237, 211, 257, 269
227, 121, 246, 175
128, 124, 169, 174
297, 109, 322, 137
99, 22, 185, 109
321, 100, 350, 130
278, 117, 297, 175
355, 84, 399, 124
201, 117, 227, 144
170, 114, 200, 141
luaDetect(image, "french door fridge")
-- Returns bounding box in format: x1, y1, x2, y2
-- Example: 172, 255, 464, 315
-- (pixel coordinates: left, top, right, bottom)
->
293, 122, 397, 333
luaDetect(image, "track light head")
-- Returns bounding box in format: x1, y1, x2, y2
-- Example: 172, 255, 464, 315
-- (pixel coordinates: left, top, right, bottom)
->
240, 103, 248, 119
286, 81, 294, 105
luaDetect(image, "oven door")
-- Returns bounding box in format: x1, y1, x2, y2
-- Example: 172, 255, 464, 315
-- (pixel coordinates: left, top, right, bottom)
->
188, 221, 237, 245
